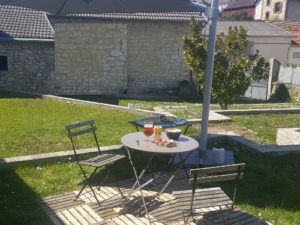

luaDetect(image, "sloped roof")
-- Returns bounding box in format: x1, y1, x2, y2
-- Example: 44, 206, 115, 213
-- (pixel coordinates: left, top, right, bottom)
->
0, 5, 54, 40
268, 21, 300, 45
204, 21, 295, 37
1, 0, 200, 15
0, 0, 204, 40
225, 0, 257, 10
53, 12, 204, 22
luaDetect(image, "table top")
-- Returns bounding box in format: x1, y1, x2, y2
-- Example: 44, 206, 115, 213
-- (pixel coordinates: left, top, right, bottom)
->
135, 117, 188, 128
121, 132, 199, 154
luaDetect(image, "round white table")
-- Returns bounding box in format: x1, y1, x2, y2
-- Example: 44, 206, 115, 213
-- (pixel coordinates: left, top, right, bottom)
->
121, 132, 199, 219
121, 132, 199, 154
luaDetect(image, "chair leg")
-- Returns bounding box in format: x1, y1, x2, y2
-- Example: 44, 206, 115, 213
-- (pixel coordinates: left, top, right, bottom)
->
76, 166, 102, 208
107, 169, 125, 199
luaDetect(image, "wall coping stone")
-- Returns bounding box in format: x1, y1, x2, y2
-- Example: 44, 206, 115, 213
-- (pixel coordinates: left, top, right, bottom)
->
0, 144, 123, 170
214, 108, 300, 115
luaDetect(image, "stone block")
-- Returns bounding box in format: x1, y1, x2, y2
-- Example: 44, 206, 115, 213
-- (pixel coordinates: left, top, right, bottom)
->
277, 128, 300, 145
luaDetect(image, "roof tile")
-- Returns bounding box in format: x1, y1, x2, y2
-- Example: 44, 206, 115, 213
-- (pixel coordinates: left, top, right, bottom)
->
0, 5, 54, 39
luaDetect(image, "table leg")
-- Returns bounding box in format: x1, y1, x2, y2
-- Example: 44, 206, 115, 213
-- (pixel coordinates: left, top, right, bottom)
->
179, 153, 190, 179
158, 151, 193, 195
131, 154, 155, 191
183, 123, 192, 135
126, 146, 152, 223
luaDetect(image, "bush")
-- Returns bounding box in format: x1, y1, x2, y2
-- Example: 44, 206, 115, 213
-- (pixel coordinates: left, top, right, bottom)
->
270, 83, 291, 102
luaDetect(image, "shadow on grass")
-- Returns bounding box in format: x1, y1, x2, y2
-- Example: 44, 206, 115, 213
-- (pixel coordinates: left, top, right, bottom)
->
0, 90, 39, 99
0, 163, 52, 225
208, 141, 300, 212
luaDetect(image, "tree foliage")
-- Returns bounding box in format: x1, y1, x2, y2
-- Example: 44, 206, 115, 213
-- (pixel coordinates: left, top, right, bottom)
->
182, 18, 269, 109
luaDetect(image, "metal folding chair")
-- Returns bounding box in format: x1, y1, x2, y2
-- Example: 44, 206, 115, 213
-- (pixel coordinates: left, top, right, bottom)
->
66, 120, 125, 208
173, 163, 246, 224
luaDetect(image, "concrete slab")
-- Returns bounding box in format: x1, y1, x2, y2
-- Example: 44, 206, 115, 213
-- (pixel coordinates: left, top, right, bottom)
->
277, 128, 300, 145
171, 149, 234, 168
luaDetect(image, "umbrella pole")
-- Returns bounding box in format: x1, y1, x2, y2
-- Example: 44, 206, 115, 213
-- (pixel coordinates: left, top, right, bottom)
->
198, 0, 220, 152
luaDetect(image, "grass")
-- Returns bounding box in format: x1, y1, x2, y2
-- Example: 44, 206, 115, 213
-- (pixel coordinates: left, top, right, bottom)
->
215, 143, 300, 225
1, 144, 300, 224
0, 93, 144, 158
0, 91, 198, 158
1, 90, 300, 224
225, 114, 300, 145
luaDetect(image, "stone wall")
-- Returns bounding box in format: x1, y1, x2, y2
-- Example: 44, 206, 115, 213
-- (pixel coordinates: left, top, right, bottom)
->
261, 0, 287, 20
54, 23, 128, 95
52, 18, 191, 95
126, 21, 190, 93
0, 41, 54, 93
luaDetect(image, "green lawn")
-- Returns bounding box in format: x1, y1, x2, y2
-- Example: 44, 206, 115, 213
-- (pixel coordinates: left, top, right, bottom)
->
0, 91, 200, 158
0, 93, 144, 158
228, 114, 300, 145
1, 90, 300, 224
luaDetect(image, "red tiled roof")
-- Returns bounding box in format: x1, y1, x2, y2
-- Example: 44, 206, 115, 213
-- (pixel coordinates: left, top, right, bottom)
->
268, 21, 300, 45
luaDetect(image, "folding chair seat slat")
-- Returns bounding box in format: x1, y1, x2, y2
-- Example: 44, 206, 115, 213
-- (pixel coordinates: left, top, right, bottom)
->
80, 154, 125, 167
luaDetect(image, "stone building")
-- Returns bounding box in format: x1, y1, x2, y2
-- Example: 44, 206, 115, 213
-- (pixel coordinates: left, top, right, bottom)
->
257, 0, 300, 21
0, 0, 296, 97
0, 6, 55, 93
0, 0, 202, 94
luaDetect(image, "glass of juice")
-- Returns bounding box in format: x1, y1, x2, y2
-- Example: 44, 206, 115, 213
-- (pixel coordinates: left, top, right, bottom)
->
154, 125, 162, 140
143, 123, 153, 142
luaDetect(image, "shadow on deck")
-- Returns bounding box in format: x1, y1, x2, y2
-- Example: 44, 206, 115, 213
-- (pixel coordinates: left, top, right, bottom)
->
40, 170, 269, 225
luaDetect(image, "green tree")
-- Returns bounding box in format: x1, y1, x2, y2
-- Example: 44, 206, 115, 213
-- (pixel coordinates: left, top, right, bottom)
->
182, 18, 269, 109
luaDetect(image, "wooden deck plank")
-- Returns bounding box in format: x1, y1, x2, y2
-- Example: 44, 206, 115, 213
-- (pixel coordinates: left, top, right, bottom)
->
61, 210, 81, 225
56, 211, 72, 225
69, 207, 90, 225
75, 206, 97, 224
82, 204, 103, 222
40, 170, 270, 225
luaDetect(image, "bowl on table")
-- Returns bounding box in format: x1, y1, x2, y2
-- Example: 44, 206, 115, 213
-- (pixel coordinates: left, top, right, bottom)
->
165, 128, 182, 140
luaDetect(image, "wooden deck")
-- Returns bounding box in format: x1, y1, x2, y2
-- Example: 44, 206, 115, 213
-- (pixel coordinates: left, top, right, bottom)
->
40, 171, 269, 225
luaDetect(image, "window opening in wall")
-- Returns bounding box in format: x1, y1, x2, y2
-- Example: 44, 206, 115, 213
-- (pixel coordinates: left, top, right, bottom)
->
274, 2, 282, 13
245, 41, 254, 55
267, 0, 271, 5
0, 56, 8, 71
293, 52, 300, 58
266, 12, 270, 19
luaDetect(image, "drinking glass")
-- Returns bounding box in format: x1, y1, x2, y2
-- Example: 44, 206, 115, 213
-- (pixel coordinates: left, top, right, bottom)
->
143, 123, 153, 142
154, 125, 162, 140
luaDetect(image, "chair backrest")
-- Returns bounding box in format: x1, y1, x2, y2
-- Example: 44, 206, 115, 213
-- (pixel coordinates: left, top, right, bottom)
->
189, 163, 245, 185
66, 120, 101, 161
